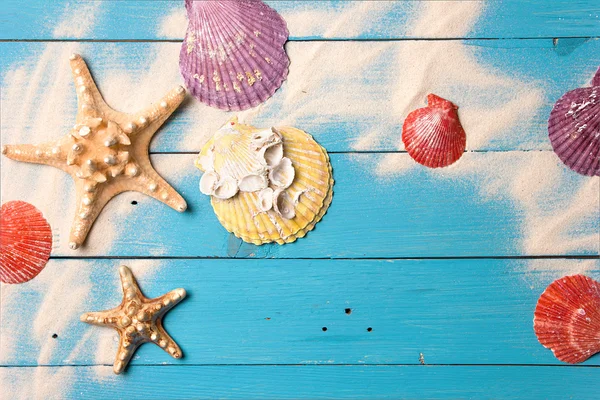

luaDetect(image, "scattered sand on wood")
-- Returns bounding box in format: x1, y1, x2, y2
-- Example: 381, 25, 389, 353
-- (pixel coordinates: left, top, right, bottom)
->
52, 2, 102, 38
0, 260, 163, 398
1, 4, 167, 398
355, 1, 545, 153
158, 4, 186, 38
158, 1, 401, 40
350, 2, 599, 279
0, 42, 137, 255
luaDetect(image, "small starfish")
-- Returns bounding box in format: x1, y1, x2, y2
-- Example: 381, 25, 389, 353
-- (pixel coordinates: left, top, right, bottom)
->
80, 265, 187, 374
1, 54, 187, 250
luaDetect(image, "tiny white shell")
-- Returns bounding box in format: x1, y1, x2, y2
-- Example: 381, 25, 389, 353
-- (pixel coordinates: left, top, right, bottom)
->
293, 189, 308, 205
258, 188, 274, 212
273, 189, 295, 219
198, 147, 215, 172
260, 143, 283, 167
269, 157, 295, 189
251, 128, 282, 150
271, 127, 284, 140
239, 174, 268, 193
213, 177, 238, 200
199, 171, 220, 195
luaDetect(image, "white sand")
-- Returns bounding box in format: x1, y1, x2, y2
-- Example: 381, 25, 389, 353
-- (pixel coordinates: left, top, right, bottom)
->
0, 47, 189, 256
1, 4, 166, 398
159, 1, 402, 40
0, 259, 163, 399
52, 2, 102, 39
347, 2, 599, 279
361, 1, 545, 152
0, 259, 93, 399
158, 4, 187, 39
0, 41, 126, 255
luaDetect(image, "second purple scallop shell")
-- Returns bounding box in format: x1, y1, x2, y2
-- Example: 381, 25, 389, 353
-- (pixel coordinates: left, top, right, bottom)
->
180, 0, 290, 111
548, 66, 600, 176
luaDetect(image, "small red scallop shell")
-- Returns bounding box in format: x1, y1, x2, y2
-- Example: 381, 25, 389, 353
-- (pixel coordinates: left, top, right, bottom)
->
402, 94, 466, 168
534, 274, 600, 364
0, 201, 52, 284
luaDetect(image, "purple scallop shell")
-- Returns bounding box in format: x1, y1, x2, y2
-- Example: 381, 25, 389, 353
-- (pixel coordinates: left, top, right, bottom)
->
548, 66, 600, 176
180, 0, 290, 111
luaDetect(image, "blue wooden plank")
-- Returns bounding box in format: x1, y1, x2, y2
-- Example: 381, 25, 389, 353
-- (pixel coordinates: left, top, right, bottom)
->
2, 152, 598, 258
1, 364, 599, 399
1, 41, 599, 154
2, 1, 599, 40
2, 258, 599, 367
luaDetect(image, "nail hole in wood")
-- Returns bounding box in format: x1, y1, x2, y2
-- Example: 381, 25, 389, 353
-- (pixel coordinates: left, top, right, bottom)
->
345, 308, 352, 315
367, 327, 372, 332
322, 327, 327, 332
52, 334, 58, 339
131, 201, 138, 205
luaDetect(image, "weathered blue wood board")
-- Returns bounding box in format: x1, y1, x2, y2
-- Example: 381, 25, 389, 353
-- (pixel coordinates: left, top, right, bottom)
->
1, 0, 599, 399
2, 153, 598, 258
2, 259, 600, 367
2, 365, 600, 399
2, 0, 600, 40
2, 41, 599, 153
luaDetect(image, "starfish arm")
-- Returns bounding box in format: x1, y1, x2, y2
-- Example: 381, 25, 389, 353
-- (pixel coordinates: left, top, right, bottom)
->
151, 322, 184, 359
130, 85, 187, 144
118, 265, 143, 296
129, 86, 186, 149
2, 142, 68, 168
69, 54, 109, 118
113, 332, 141, 374
146, 288, 186, 359
68, 181, 111, 250
132, 168, 188, 212
80, 309, 121, 327
151, 288, 187, 316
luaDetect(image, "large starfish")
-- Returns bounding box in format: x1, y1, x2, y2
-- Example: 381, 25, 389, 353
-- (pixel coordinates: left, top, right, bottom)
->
81, 265, 187, 374
1, 54, 187, 250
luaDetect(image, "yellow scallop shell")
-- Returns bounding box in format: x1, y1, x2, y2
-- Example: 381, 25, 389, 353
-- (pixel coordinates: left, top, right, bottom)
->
195, 119, 333, 245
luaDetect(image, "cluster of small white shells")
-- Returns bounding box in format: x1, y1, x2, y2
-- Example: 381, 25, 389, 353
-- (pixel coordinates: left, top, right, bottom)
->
199, 127, 297, 219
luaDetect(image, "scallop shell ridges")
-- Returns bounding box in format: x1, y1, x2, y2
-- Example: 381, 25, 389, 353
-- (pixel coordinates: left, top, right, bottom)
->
534, 274, 600, 364
548, 66, 600, 176
196, 119, 333, 245
0, 201, 53, 284
402, 94, 466, 168
180, 0, 290, 111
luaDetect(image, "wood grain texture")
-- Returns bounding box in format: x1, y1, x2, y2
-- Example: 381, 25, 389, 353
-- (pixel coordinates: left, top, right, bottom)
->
2, 259, 599, 367
2, 41, 599, 153
2, 364, 599, 399
2, 153, 598, 258
2, 1, 599, 40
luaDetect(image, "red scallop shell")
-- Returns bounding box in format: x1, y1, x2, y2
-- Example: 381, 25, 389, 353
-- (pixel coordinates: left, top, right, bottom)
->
0, 201, 52, 284
402, 94, 466, 168
534, 274, 600, 364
